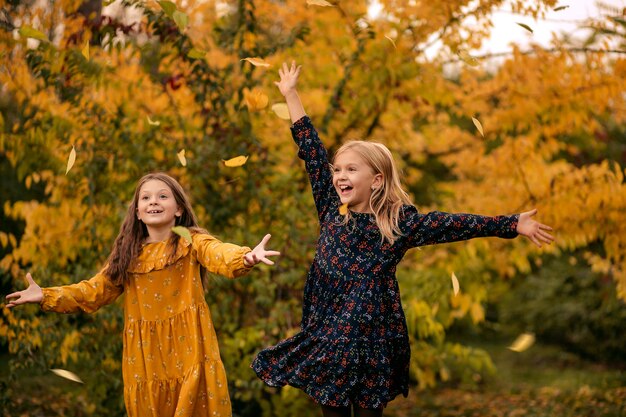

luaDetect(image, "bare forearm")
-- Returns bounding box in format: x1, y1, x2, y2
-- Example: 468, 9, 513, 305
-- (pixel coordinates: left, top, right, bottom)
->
284, 90, 306, 123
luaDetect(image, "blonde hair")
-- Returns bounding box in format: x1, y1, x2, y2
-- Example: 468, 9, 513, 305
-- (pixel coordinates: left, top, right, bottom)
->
334, 141, 413, 244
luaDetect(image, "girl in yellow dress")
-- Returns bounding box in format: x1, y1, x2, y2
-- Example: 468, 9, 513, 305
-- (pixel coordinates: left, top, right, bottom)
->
5, 172, 280, 417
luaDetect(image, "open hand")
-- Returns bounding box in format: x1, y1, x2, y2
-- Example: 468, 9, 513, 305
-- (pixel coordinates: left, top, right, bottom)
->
275, 61, 301, 97
244, 234, 281, 266
516, 209, 554, 248
5, 273, 43, 308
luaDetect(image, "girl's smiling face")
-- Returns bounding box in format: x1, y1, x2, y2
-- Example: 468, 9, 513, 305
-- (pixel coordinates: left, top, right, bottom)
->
136, 179, 182, 231
332, 149, 382, 213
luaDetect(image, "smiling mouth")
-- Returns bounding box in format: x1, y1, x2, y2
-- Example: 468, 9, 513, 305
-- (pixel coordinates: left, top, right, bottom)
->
147, 210, 163, 214
338, 185, 353, 194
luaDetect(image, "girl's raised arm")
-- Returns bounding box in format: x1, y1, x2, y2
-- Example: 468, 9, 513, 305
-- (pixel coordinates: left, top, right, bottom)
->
276, 61, 305, 123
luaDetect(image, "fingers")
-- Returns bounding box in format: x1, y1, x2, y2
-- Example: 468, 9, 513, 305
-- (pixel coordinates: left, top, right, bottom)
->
259, 234, 272, 246
25, 272, 35, 285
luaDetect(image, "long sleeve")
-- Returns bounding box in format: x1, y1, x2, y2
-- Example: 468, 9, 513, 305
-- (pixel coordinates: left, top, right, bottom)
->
403, 207, 519, 248
40, 271, 123, 314
192, 233, 252, 279
291, 116, 339, 222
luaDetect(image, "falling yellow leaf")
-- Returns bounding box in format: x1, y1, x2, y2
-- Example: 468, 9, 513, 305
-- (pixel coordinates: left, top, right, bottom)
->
508, 332, 535, 352
65, 146, 76, 175
457, 49, 479, 66
177, 149, 187, 166
307, 0, 334, 6
271, 103, 291, 120
385, 35, 397, 49
339, 203, 348, 215
18, 26, 48, 41
243, 88, 268, 112
147, 116, 160, 126
241, 57, 271, 67
451, 271, 460, 296
50, 369, 84, 384
187, 48, 206, 59
516, 22, 534, 33
171, 226, 192, 244
472, 117, 484, 137
81, 42, 89, 60
223, 155, 248, 167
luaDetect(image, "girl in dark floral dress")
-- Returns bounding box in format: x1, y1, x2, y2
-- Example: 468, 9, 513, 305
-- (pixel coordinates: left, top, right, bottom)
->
252, 62, 554, 417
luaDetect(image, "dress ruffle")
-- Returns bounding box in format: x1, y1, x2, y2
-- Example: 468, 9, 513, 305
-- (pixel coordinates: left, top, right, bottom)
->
128, 237, 192, 274
252, 331, 409, 408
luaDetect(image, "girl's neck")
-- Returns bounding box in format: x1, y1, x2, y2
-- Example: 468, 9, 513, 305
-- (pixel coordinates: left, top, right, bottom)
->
144, 227, 173, 244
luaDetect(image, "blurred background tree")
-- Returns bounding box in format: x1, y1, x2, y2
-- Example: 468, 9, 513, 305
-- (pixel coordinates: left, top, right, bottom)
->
1, 0, 624, 415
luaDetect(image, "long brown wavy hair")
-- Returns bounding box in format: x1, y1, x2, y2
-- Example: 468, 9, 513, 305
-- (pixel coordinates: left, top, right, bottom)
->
334, 141, 413, 245
104, 172, 207, 286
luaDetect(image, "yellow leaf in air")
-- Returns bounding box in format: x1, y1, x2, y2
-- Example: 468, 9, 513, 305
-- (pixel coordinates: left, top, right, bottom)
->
472, 117, 484, 137
339, 203, 348, 215
65, 146, 76, 175
241, 57, 271, 67
82, 42, 89, 60
457, 49, 479, 66
223, 155, 248, 167
50, 369, 84, 384
516, 22, 534, 33
177, 149, 187, 166
147, 116, 160, 126
18, 26, 48, 41
272, 103, 291, 120
307, 0, 333, 6
451, 271, 460, 296
243, 88, 268, 112
508, 332, 535, 352
171, 226, 192, 244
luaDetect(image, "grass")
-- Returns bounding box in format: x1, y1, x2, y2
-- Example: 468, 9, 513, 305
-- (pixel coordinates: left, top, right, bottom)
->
386, 336, 626, 417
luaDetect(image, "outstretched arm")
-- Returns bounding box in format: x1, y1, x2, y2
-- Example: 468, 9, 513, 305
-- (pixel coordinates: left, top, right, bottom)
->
516, 209, 554, 247
243, 234, 281, 267
5, 273, 42, 308
276, 61, 306, 123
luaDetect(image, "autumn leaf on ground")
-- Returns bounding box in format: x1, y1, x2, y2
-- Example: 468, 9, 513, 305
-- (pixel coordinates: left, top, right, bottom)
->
65, 146, 76, 175
307, 0, 334, 6
272, 103, 291, 120
243, 88, 268, 111
457, 50, 479, 66
554, 5, 569, 12
157, 0, 177, 16
147, 116, 160, 126
81, 42, 89, 60
451, 271, 460, 296
173, 10, 188, 31
339, 203, 348, 215
508, 333, 535, 352
385, 35, 397, 49
223, 155, 248, 167
472, 117, 484, 137
18, 26, 48, 41
171, 226, 192, 244
50, 369, 84, 384
187, 48, 206, 59
177, 149, 187, 166
516, 22, 534, 33
241, 57, 271, 67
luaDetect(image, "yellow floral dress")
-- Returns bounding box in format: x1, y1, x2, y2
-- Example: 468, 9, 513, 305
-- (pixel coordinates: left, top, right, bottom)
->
41, 233, 252, 417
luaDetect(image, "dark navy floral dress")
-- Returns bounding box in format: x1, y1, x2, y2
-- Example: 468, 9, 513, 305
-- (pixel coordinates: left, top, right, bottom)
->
252, 116, 519, 408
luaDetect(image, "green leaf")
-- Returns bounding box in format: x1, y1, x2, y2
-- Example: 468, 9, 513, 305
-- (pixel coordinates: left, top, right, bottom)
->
18, 26, 48, 41
158, 0, 177, 17
173, 11, 189, 31
516, 22, 534, 33
187, 48, 206, 59
171, 226, 192, 244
